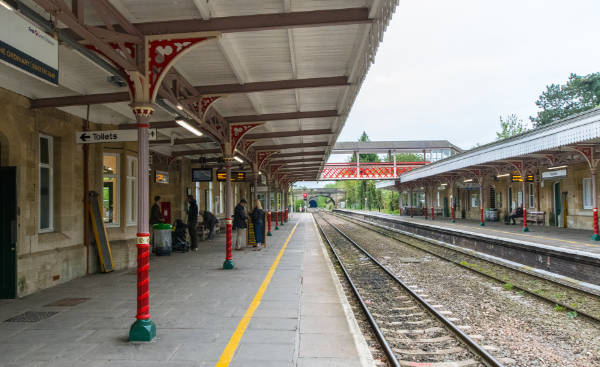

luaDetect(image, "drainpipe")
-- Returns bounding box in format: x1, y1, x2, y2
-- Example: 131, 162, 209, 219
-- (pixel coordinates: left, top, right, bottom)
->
83, 105, 90, 274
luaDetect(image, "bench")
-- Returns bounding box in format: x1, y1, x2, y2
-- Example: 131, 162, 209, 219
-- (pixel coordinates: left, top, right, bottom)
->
518, 210, 545, 225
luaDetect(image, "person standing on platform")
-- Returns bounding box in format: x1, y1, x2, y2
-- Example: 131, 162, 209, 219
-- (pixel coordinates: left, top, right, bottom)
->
203, 210, 217, 240
187, 195, 199, 251
251, 200, 265, 251
233, 199, 248, 250
150, 196, 163, 225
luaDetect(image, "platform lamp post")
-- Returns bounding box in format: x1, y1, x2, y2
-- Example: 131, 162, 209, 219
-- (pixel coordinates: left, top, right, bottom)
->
130, 104, 157, 342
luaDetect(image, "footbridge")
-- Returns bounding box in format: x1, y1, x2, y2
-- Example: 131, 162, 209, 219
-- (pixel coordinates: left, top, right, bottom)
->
318, 140, 461, 180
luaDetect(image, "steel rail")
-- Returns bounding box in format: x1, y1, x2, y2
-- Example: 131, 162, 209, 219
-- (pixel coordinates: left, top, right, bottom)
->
332, 211, 600, 322
315, 215, 401, 367
317, 213, 504, 367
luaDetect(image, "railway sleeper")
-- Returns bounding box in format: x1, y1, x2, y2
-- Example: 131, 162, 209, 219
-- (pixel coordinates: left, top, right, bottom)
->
397, 359, 482, 367
392, 346, 467, 356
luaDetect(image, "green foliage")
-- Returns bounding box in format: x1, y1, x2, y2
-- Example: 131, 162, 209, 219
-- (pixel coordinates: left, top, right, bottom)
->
503, 282, 514, 291
553, 304, 566, 312
531, 72, 600, 126
383, 153, 425, 162
567, 310, 578, 319
349, 131, 380, 163
496, 114, 529, 140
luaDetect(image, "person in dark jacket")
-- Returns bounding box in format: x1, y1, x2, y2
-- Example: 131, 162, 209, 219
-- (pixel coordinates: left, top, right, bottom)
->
251, 200, 265, 250
150, 196, 162, 225
233, 199, 248, 250
203, 210, 218, 240
508, 205, 524, 225
187, 195, 199, 250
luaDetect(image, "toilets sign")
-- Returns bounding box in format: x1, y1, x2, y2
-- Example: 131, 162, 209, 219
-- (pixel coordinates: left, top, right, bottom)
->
76, 129, 157, 144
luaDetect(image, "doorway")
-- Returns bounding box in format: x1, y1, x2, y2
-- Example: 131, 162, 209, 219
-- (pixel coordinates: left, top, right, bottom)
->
0, 166, 17, 298
554, 182, 561, 227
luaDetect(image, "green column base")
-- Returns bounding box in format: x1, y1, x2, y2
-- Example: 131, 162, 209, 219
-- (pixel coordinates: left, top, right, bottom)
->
480, 222, 485, 226
275, 226, 279, 230
267, 231, 272, 236
451, 219, 455, 223
223, 259, 235, 269
129, 319, 156, 342
522, 227, 530, 232
592, 233, 600, 241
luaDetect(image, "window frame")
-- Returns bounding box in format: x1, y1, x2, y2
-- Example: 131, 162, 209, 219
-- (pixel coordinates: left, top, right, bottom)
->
125, 155, 137, 226
103, 152, 121, 227
38, 134, 54, 233
583, 178, 593, 210
528, 182, 535, 209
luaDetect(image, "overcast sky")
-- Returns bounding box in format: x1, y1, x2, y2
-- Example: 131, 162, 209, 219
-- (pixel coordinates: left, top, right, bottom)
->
300, 0, 600, 187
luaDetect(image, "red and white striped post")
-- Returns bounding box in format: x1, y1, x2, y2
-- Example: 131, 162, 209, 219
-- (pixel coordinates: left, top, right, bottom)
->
223, 159, 234, 269
592, 170, 599, 241
129, 104, 156, 342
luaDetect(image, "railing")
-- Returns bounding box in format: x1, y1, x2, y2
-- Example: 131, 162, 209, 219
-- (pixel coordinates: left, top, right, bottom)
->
320, 162, 429, 180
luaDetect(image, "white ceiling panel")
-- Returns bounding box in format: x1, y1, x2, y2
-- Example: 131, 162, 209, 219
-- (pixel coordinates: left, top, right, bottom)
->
175, 41, 239, 86
293, 25, 361, 78
227, 30, 293, 82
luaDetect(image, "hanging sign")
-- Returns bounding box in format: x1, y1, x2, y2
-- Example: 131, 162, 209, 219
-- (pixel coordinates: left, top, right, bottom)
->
0, 7, 58, 84
75, 129, 157, 144
542, 169, 567, 180
155, 170, 169, 184
216, 171, 246, 182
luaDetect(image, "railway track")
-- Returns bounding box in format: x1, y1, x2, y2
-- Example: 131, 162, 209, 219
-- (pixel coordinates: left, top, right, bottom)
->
330, 211, 600, 321
314, 213, 505, 367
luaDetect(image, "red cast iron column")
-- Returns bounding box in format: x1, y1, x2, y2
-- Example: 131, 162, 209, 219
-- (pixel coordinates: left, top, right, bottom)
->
223, 159, 234, 269
592, 170, 599, 241
129, 105, 156, 342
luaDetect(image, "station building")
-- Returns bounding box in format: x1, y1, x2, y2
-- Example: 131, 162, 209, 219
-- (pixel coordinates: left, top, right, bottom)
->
378, 108, 600, 237
0, 0, 396, 306
0, 85, 255, 297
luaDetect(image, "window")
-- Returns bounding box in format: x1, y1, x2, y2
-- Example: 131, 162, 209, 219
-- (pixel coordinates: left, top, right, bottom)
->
528, 183, 535, 209
517, 191, 523, 207
496, 192, 503, 208
195, 182, 201, 206
103, 153, 120, 226
583, 178, 593, 209
39, 135, 53, 232
471, 193, 479, 208
436, 191, 440, 207
126, 156, 137, 226
489, 187, 496, 209
219, 182, 224, 214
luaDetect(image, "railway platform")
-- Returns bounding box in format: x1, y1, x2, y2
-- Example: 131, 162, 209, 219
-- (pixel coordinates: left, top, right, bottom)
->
335, 209, 600, 289
345, 210, 600, 254
0, 214, 370, 367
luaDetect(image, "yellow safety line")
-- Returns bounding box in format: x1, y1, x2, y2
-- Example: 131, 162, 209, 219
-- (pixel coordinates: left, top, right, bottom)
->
215, 221, 300, 367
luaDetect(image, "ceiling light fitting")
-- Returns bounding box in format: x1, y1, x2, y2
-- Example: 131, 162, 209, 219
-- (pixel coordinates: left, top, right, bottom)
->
548, 165, 568, 170
176, 119, 203, 136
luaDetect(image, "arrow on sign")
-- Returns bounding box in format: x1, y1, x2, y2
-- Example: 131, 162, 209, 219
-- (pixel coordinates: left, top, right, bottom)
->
80, 133, 90, 142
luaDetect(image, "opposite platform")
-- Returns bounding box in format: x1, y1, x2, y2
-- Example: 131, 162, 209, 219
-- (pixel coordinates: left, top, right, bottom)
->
0, 213, 371, 367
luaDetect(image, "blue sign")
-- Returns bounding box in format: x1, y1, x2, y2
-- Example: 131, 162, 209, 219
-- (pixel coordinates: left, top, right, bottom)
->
0, 39, 58, 84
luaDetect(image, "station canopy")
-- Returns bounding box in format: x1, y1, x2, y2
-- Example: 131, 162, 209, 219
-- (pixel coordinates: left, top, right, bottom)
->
2, 0, 399, 182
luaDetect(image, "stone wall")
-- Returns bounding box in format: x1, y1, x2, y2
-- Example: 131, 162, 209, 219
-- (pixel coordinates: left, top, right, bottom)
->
424, 162, 598, 230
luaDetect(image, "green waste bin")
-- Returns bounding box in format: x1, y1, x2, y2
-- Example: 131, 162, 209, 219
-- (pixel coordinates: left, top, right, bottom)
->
152, 223, 172, 256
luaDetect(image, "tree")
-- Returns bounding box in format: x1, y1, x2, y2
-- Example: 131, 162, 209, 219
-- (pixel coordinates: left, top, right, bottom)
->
531, 72, 600, 126
496, 114, 528, 140
383, 153, 424, 163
